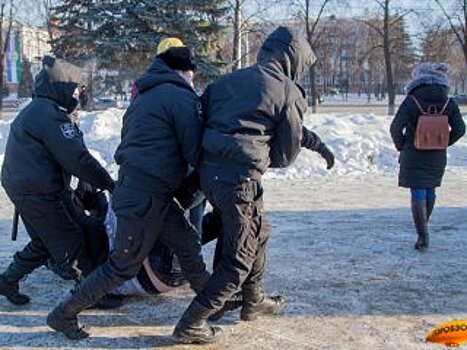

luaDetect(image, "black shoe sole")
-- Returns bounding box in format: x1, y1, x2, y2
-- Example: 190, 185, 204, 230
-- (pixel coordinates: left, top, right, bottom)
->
46, 310, 90, 340
172, 332, 221, 344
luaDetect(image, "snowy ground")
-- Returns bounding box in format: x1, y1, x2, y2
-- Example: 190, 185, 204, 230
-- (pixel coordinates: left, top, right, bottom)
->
0, 108, 466, 349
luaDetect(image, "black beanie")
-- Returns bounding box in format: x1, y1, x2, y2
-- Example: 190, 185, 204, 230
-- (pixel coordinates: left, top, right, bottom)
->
158, 46, 197, 72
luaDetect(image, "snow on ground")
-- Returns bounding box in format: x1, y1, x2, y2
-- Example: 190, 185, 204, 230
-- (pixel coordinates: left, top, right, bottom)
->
0, 108, 466, 349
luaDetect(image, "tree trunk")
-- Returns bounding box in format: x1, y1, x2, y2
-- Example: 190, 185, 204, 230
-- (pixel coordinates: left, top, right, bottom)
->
0, 4, 4, 111
461, 0, 466, 67
0, 1, 13, 111
309, 65, 317, 113
87, 65, 94, 111
231, 0, 241, 72
383, 0, 395, 115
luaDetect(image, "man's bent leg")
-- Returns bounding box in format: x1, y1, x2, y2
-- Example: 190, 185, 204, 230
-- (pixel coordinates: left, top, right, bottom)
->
47, 187, 165, 339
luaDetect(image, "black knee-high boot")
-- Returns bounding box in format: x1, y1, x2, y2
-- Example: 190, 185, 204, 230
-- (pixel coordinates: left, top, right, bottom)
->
47, 271, 112, 340
426, 197, 435, 222
411, 199, 429, 250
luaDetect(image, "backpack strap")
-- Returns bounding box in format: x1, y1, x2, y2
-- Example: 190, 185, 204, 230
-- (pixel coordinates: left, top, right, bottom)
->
440, 98, 450, 114
411, 95, 425, 114
411, 96, 450, 115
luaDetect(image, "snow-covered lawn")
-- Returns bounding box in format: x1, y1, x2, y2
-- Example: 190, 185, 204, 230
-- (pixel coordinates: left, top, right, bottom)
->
0, 108, 465, 349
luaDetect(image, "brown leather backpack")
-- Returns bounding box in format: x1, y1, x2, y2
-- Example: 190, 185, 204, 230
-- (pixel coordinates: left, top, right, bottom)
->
412, 96, 450, 150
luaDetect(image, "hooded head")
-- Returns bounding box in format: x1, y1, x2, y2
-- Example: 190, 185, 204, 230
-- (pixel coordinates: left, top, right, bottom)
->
404, 62, 450, 94
257, 26, 316, 82
34, 56, 84, 113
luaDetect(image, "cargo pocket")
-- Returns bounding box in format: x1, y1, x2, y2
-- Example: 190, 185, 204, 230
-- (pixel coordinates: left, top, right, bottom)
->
112, 188, 153, 219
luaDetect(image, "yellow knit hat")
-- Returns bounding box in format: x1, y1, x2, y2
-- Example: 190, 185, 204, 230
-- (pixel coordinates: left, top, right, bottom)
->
157, 37, 184, 55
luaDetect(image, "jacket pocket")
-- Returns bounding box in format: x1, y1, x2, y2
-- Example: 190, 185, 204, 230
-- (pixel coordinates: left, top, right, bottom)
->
112, 187, 152, 219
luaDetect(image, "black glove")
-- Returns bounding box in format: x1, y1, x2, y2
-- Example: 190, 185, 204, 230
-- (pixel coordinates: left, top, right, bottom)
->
174, 171, 203, 210
105, 177, 116, 193
75, 180, 95, 206
301, 126, 322, 151
317, 144, 335, 170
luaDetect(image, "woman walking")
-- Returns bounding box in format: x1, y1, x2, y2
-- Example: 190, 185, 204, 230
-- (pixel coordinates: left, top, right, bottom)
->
390, 62, 465, 250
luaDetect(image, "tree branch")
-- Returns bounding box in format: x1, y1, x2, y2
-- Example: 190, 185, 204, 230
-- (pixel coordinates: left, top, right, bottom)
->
433, 0, 464, 47
355, 18, 384, 37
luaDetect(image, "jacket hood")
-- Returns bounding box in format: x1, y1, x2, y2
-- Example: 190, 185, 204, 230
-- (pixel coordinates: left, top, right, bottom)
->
404, 74, 450, 95
411, 84, 449, 104
257, 26, 316, 82
33, 56, 83, 112
135, 58, 194, 94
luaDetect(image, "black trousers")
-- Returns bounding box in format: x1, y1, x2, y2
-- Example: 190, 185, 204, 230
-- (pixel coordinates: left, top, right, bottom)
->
61, 184, 208, 307
5, 192, 94, 281
195, 177, 270, 310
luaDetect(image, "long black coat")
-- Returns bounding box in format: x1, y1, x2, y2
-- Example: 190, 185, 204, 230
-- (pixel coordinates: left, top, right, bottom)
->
200, 26, 316, 183
390, 84, 465, 188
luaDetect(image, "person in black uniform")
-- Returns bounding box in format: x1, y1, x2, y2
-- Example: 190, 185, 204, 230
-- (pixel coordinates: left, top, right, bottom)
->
0, 56, 115, 306
47, 45, 210, 340
173, 26, 331, 344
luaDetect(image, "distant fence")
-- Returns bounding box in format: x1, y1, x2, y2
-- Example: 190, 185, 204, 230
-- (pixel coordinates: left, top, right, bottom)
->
0, 98, 29, 111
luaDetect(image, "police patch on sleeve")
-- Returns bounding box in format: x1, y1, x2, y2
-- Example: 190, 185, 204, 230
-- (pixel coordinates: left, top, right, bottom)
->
60, 122, 77, 139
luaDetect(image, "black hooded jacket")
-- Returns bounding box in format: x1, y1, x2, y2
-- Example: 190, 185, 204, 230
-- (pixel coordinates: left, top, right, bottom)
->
390, 84, 465, 188
200, 26, 316, 182
114, 58, 202, 193
1, 61, 114, 196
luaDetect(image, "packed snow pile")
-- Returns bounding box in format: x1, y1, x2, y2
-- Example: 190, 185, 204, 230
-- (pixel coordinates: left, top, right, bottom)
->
0, 108, 466, 179
268, 113, 400, 179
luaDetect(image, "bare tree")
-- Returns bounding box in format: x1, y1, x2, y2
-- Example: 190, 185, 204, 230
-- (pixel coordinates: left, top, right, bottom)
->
0, 0, 14, 111
357, 0, 414, 114
42, 0, 56, 42
303, 0, 331, 113
227, 0, 288, 72
422, 26, 466, 92
433, 0, 467, 67
231, 0, 243, 71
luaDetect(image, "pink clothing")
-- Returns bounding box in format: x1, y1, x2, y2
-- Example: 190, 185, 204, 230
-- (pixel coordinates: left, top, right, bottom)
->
130, 83, 138, 102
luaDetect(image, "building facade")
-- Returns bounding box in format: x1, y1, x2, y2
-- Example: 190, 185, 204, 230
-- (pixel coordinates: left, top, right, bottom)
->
3, 22, 51, 94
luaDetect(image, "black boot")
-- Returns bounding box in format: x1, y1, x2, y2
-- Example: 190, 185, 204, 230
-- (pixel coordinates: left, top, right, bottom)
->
208, 293, 243, 321
47, 272, 109, 340
426, 197, 435, 222
0, 263, 30, 305
411, 199, 429, 250
173, 300, 222, 344
0, 274, 30, 305
47, 293, 90, 340
240, 284, 285, 321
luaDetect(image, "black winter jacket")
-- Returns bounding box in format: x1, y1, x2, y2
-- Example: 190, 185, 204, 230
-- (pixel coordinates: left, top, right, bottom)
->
114, 58, 202, 193
1, 70, 114, 196
200, 26, 316, 182
390, 84, 465, 188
